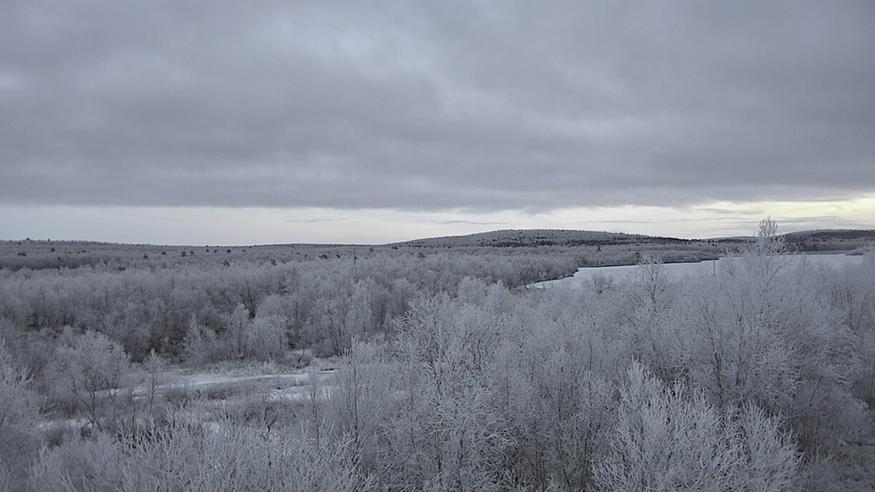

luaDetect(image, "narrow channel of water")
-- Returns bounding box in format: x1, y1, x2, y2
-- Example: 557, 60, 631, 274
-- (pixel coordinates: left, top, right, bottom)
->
529, 253, 867, 289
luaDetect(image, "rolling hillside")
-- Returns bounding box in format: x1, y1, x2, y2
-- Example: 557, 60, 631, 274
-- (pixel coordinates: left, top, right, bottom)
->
392, 229, 690, 248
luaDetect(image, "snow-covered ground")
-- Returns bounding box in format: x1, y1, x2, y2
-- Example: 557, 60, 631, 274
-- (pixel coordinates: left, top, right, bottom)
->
37, 364, 337, 432
135, 368, 335, 396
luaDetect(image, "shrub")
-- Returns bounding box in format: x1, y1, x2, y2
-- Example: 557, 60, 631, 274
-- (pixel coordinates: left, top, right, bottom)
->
182, 317, 221, 365
0, 339, 39, 489
29, 417, 371, 491
244, 315, 286, 361
42, 330, 131, 430
593, 364, 800, 491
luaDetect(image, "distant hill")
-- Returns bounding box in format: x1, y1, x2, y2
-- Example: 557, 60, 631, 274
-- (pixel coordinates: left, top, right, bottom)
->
780, 229, 875, 253
394, 227, 875, 253
707, 229, 875, 252
781, 229, 875, 241
392, 229, 690, 248
4, 228, 871, 272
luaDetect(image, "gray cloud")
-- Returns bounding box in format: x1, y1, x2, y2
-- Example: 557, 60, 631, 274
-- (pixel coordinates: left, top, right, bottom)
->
284, 217, 350, 224
432, 220, 509, 226
1, 0, 874, 212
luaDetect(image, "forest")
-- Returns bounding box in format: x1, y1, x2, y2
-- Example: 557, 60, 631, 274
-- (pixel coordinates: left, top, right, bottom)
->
1, 219, 874, 491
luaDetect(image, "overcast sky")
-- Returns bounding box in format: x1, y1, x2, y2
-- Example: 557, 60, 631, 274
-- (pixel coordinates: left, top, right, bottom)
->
1, 1, 874, 244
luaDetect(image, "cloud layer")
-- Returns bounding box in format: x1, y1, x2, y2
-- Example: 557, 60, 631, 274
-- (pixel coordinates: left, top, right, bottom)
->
2, 1, 874, 213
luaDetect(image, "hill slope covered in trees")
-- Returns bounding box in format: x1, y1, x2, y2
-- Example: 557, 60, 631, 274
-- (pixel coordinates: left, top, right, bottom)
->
393, 229, 689, 248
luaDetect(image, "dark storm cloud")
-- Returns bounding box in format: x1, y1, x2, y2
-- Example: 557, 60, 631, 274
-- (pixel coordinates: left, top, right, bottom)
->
1, 0, 873, 211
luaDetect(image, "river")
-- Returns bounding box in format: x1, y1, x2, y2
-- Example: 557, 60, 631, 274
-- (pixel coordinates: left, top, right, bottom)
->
528, 253, 868, 290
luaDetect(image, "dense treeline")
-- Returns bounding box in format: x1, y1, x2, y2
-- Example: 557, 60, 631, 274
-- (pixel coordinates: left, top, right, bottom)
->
1, 234, 729, 274
0, 252, 576, 364
1, 220, 874, 490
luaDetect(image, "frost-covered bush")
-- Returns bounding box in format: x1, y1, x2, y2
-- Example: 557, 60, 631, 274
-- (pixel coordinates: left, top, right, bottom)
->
593, 364, 800, 491
182, 316, 229, 364
42, 329, 131, 429
484, 302, 620, 490
0, 338, 39, 489
244, 315, 286, 361
325, 341, 399, 474
494, 344, 615, 489
363, 296, 513, 490
456, 276, 489, 304
29, 418, 371, 492
622, 255, 688, 382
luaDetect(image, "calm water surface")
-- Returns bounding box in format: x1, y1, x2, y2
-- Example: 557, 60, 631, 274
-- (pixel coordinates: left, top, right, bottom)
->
529, 253, 867, 290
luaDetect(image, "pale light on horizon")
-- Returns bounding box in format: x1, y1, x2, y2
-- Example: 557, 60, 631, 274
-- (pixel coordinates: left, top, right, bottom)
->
2, 194, 873, 246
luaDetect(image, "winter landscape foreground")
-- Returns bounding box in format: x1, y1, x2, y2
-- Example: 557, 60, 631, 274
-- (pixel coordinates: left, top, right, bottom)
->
2, 220, 875, 491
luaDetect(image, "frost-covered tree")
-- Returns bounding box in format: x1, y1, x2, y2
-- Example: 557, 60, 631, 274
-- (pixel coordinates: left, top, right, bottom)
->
375, 296, 512, 490
594, 364, 800, 491
685, 219, 866, 453
0, 338, 39, 489
138, 348, 167, 420
623, 255, 687, 382
245, 315, 286, 361
183, 315, 223, 364
43, 330, 131, 431
326, 341, 397, 473
29, 417, 372, 491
